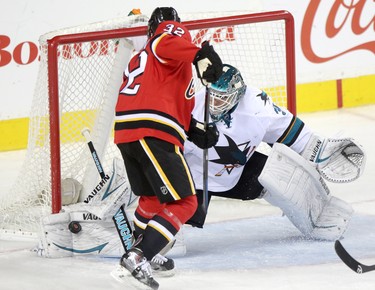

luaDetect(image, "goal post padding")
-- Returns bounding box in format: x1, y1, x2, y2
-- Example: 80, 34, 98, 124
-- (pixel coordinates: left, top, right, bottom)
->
0, 10, 295, 237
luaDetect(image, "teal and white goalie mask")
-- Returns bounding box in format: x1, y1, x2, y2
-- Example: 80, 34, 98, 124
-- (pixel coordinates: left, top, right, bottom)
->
208, 64, 246, 122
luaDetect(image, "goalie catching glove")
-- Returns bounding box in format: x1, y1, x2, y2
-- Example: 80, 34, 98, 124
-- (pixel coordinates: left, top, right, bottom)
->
187, 117, 219, 149
301, 134, 366, 183
194, 41, 223, 86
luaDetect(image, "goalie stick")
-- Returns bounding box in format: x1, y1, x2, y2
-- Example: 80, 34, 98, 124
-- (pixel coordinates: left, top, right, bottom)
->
335, 240, 375, 273
81, 128, 133, 253
202, 86, 210, 213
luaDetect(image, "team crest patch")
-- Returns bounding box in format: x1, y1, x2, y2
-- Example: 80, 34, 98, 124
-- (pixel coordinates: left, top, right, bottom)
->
185, 78, 195, 99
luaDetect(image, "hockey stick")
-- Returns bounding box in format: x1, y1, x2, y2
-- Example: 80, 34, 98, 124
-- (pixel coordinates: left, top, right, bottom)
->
202, 87, 210, 213
81, 128, 106, 179
81, 128, 133, 253
335, 240, 375, 273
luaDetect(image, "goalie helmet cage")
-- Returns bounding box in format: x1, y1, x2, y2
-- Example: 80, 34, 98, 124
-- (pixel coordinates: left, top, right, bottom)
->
0, 10, 295, 237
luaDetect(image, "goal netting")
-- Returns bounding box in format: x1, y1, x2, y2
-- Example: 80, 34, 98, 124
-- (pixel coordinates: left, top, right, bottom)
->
0, 10, 295, 238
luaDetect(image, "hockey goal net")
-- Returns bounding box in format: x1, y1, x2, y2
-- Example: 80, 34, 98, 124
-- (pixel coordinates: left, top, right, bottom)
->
0, 10, 295, 238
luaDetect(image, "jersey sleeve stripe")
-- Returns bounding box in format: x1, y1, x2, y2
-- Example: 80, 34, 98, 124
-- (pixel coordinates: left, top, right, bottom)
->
277, 116, 305, 146
150, 33, 168, 64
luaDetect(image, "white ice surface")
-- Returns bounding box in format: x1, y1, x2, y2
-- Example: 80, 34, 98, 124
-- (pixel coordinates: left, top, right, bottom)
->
1, 105, 375, 290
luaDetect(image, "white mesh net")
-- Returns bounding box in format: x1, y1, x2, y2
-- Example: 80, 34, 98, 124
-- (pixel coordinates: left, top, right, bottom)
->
0, 11, 294, 238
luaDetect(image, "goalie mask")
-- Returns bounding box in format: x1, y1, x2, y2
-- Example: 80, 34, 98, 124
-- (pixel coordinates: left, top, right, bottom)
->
209, 64, 247, 122
147, 7, 181, 38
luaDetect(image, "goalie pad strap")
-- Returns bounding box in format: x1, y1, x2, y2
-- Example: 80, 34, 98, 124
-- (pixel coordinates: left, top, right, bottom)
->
259, 143, 353, 241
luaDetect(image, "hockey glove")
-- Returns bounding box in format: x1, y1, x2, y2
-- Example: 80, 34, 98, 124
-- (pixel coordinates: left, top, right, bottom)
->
301, 134, 366, 183
193, 41, 223, 86
187, 117, 219, 149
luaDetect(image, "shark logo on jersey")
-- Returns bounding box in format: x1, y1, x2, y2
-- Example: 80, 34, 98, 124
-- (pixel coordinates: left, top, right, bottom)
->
273, 104, 287, 115
256, 91, 269, 105
211, 134, 256, 176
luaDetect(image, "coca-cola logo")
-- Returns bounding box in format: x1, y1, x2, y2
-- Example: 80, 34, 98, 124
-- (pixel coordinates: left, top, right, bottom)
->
302, 0, 375, 63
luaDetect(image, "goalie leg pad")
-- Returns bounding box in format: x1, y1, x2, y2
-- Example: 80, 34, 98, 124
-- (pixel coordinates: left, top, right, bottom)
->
259, 143, 353, 241
37, 210, 125, 258
69, 211, 125, 257
310, 196, 353, 240
38, 212, 73, 258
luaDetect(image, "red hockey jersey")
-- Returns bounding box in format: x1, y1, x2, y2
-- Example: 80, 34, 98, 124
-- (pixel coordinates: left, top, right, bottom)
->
114, 21, 200, 149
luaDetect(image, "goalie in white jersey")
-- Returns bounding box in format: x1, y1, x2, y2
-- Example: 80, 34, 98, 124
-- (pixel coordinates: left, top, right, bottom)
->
184, 64, 366, 241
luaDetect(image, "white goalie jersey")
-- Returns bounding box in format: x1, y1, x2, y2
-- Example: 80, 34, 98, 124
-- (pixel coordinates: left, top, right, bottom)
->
184, 85, 365, 241
184, 86, 312, 192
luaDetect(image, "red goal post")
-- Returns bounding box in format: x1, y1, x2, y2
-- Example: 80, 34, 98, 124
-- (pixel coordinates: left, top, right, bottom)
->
0, 10, 295, 236
47, 10, 295, 214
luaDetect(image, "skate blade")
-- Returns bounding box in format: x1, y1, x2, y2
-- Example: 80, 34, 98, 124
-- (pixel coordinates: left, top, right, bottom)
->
110, 265, 159, 290
110, 265, 131, 283
152, 268, 175, 278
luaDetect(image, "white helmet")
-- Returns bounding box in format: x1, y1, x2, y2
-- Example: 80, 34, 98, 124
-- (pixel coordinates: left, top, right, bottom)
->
208, 64, 246, 122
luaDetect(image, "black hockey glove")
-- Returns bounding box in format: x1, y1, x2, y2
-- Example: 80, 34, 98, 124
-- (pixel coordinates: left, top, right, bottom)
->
193, 41, 223, 85
187, 117, 219, 149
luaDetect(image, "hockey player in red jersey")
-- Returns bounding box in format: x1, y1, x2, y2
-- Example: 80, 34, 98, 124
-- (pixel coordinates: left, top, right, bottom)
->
114, 7, 222, 289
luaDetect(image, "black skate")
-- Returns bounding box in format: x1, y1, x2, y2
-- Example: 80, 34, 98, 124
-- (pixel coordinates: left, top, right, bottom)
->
150, 254, 175, 277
